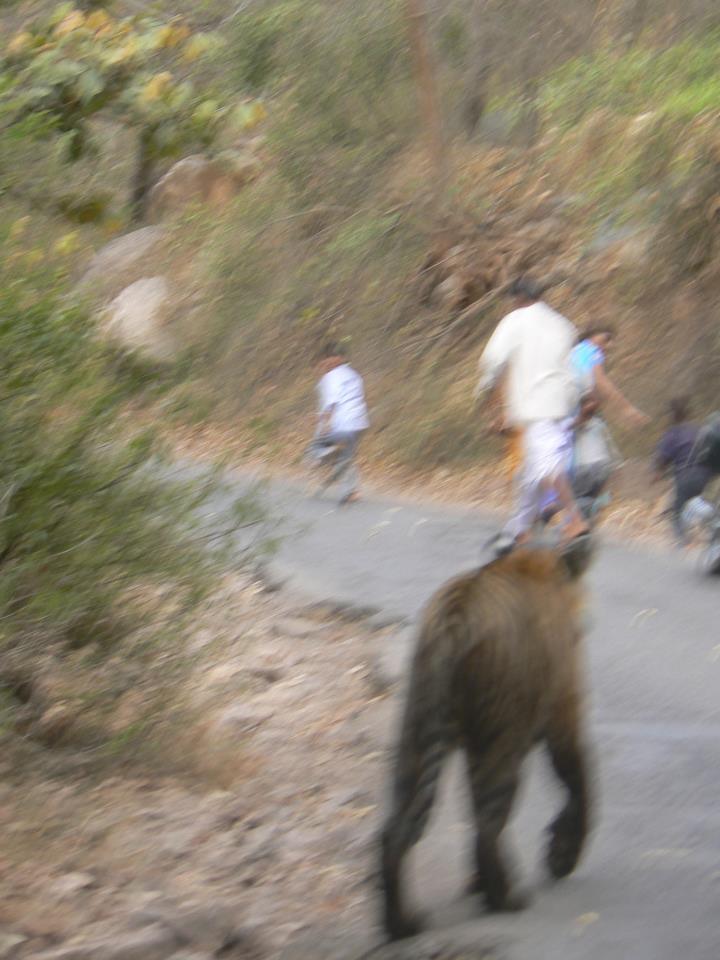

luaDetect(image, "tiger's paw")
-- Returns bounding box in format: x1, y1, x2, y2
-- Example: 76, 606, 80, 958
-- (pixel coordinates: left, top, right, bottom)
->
546, 815, 584, 879
485, 886, 531, 913
385, 910, 425, 942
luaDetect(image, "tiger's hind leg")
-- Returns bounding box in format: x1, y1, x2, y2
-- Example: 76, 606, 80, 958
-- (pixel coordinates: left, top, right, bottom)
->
544, 689, 591, 880
466, 759, 529, 912
380, 714, 451, 940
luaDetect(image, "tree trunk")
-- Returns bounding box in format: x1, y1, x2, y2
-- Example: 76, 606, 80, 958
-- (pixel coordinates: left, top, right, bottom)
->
520, 76, 540, 148
405, 0, 449, 210
463, 0, 494, 136
592, 0, 625, 49
131, 126, 155, 223
625, 0, 649, 47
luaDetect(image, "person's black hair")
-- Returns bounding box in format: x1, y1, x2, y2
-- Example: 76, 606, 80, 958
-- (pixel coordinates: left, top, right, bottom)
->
576, 325, 616, 346
508, 276, 544, 303
669, 395, 690, 424
318, 341, 346, 360
508, 276, 543, 302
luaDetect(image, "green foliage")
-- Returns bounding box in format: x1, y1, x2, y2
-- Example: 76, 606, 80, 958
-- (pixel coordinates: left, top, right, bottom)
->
437, 8, 471, 68
0, 5, 239, 217
229, 1, 302, 92
513, 30, 720, 215
540, 32, 720, 127
0, 235, 265, 656
229, 0, 412, 208
326, 214, 400, 256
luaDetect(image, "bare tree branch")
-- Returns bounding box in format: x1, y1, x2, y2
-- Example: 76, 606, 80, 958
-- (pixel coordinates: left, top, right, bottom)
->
405, 0, 450, 213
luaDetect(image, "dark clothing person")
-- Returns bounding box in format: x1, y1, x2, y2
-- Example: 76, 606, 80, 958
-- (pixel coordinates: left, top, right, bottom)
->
655, 423, 713, 542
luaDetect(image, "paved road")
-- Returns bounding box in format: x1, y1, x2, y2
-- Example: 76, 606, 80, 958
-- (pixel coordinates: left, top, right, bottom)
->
247, 475, 720, 959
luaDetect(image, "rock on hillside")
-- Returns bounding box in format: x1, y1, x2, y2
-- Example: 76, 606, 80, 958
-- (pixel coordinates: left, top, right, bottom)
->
148, 152, 261, 222
73, 146, 263, 361
76, 227, 168, 302
101, 277, 178, 362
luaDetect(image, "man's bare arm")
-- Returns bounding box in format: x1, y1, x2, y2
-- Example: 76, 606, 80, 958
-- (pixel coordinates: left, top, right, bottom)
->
594, 365, 649, 427
316, 407, 333, 436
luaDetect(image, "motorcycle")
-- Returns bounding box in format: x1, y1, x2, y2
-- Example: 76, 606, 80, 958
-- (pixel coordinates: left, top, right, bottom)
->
682, 491, 720, 575
682, 414, 720, 575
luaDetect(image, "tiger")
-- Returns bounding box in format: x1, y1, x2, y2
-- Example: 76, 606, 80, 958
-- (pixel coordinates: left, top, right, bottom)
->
380, 538, 594, 940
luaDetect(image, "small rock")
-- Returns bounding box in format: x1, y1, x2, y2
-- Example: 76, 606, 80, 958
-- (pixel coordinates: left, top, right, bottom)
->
366, 627, 413, 693
272, 618, 318, 640
49, 872, 96, 899
278, 924, 375, 960
161, 955, 209, 960
616, 231, 655, 269
430, 273, 467, 311
34, 924, 181, 960
34, 703, 78, 746
625, 110, 658, 141
280, 825, 324, 859
213, 800, 248, 830
241, 824, 279, 865
158, 828, 199, 859
186, 629, 214, 654
132, 901, 241, 953
477, 108, 518, 146
0, 932, 27, 960
247, 666, 283, 684
328, 787, 372, 809
203, 662, 246, 687
212, 704, 272, 735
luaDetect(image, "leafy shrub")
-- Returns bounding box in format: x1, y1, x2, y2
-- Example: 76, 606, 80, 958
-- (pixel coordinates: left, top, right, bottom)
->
540, 32, 720, 127
0, 235, 266, 659
229, 0, 303, 92
230, 0, 412, 208
0, 4, 258, 218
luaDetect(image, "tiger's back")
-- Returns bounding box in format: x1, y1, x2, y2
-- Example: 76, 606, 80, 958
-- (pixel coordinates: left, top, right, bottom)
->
417, 547, 584, 744
381, 544, 593, 941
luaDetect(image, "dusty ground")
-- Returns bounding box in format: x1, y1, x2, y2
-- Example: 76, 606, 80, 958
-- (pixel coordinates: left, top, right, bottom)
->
0, 573, 396, 960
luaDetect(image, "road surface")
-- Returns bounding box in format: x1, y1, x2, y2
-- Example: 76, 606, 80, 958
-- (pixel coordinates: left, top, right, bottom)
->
242, 475, 720, 959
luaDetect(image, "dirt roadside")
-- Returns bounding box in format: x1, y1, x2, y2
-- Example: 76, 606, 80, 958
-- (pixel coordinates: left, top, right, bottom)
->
0, 570, 405, 960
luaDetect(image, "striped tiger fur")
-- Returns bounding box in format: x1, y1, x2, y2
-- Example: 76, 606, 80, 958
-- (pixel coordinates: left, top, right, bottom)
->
380, 542, 594, 941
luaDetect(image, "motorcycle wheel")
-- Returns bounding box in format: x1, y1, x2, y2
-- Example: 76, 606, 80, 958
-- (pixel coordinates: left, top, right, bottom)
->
701, 530, 720, 575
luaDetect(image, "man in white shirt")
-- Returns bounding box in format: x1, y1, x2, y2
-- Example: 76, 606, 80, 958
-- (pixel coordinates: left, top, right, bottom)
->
308, 342, 369, 504
475, 277, 588, 543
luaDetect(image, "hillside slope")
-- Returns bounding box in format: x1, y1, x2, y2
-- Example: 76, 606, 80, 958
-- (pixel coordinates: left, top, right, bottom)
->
4, 1, 720, 500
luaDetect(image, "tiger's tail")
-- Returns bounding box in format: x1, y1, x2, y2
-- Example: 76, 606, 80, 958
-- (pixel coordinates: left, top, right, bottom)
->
380, 611, 462, 937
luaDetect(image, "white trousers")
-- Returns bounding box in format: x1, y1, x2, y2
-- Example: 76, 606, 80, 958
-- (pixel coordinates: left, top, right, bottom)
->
508, 419, 573, 537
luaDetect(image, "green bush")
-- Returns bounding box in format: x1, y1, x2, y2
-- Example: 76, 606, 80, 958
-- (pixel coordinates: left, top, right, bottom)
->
0, 239, 265, 658
229, 1, 303, 92
540, 32, 720, 126
230, 0, 412, 208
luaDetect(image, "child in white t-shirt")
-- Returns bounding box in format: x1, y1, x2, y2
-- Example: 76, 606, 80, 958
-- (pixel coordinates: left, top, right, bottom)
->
307, 342, 369, 504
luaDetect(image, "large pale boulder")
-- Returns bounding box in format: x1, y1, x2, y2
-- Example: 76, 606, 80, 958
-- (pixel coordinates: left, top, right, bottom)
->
148, 152, 260, 221
76, 227, 166, 300
101, 277, 177, 362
